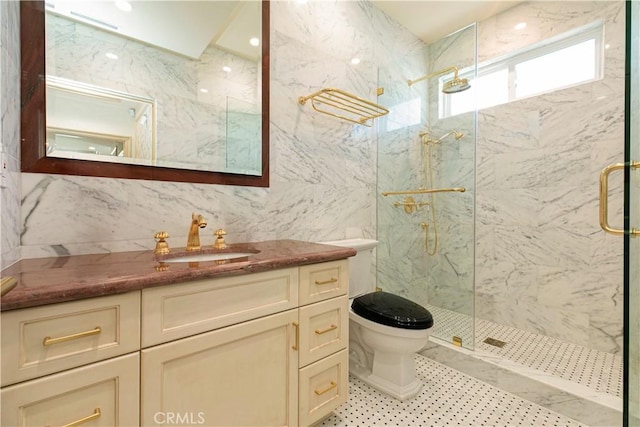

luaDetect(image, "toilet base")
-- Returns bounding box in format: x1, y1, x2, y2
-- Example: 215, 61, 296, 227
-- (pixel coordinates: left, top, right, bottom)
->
349, 362, 423, 401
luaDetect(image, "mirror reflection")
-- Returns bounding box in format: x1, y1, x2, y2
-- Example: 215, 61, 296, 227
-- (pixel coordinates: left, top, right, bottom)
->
47, 76, 157, 164
45, 0, 263, 175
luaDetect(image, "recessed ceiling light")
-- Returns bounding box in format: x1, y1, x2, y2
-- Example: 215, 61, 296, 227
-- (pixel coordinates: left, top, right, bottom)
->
351, 57, 361, 65
114, 0, 132, 12
514, 22, 527, 30
200, 88, 208, 93
605, 43, 611, 49
105, 52, 118, 60
222, 66, 232, 73
249, 37, 260, 47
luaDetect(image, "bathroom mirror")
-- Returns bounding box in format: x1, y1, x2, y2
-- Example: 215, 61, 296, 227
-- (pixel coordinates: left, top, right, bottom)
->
20, 0, 270, 186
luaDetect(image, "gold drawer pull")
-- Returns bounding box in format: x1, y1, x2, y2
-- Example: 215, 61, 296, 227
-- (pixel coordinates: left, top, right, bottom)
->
59, 407, 101, 427
315, 278, 337, 285
314, 381, 337, 396
292, 322, 299, 350
315, 324, 338, 335
43, 326, 102, 346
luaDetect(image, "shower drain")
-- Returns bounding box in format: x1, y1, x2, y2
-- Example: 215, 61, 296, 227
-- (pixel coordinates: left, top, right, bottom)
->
483, 337, 507, 348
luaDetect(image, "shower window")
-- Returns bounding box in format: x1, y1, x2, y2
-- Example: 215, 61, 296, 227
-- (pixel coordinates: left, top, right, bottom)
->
441, 21, 604, 118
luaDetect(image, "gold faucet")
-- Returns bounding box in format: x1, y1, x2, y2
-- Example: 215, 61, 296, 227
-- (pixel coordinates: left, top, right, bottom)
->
186, 213, 207, 251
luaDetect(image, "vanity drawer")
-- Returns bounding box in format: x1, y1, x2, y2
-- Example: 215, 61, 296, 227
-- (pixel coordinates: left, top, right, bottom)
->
141, 267, 299, 346
298, 296, 348, 367
299, 260, 348, 306
298, 349, 348, 426
1, 352, 139, 427
1, 292, 141, 386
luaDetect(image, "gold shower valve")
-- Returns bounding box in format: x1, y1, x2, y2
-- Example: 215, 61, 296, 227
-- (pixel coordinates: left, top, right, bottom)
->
393, 196, 429, 214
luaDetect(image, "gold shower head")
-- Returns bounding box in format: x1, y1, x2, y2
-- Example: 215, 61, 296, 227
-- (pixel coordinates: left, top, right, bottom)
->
443, 76, 471, 94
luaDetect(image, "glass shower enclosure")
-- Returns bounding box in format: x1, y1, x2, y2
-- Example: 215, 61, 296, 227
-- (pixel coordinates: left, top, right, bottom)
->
376, 24, 477, 349
625, 2, 640, 425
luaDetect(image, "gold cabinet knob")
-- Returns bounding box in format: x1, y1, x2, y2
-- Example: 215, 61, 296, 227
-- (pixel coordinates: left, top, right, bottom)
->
154, 231, 171, 255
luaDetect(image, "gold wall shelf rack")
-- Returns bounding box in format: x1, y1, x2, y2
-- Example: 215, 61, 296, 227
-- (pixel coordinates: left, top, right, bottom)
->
298, 88, 389, 127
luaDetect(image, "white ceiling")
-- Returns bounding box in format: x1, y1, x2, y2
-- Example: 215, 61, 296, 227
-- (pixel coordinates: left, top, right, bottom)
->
371, 1, 522, 44
47, 1, 520, 62
46, 1, 262, 60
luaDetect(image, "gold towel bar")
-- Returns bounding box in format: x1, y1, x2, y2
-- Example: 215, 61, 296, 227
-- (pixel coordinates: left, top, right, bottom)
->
382, 187, 466, 196
299, 88, 389, 127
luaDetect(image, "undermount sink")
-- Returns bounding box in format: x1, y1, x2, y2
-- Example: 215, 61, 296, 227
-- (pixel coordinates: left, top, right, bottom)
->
162, 252, 257, 263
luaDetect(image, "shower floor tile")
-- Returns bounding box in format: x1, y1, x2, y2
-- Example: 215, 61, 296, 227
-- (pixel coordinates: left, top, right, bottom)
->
425, 305, 622, 398
318, 354, 585, 427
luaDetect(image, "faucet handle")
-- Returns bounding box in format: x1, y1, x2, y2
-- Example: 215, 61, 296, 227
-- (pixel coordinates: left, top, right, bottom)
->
213, 229, 227, 250
154, 231, 171, 255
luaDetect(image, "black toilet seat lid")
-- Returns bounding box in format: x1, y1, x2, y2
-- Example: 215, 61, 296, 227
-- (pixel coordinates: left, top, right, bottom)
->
351, 292, 433, 330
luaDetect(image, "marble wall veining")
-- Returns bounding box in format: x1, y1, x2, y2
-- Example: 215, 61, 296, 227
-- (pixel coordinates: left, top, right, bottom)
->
13, 1, 423, 259
474, 1, 625, 353
0, 0, 20, 270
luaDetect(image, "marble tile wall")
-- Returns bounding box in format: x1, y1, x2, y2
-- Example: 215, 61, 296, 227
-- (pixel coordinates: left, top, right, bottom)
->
12, 1, 421, 259
0, 0, 20, 269
474, 1, 626, 353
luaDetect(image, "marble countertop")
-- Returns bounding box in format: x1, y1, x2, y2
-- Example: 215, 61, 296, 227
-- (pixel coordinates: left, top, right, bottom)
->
0, 240, 356, 311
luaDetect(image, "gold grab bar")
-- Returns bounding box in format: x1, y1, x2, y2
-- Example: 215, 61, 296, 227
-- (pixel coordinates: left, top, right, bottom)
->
55, 408, 101, 427
299, 88, 389, 127
599, 162, 640, 236
292, 322, 299, 351
382, 187, 466, 197
315, 278, 338, 286
315, 324, 338, 335
314, 381, 338, 396
43, 326, 102, 346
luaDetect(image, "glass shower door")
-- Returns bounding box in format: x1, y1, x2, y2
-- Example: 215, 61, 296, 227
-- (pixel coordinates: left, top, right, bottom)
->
625, 2, 639, 425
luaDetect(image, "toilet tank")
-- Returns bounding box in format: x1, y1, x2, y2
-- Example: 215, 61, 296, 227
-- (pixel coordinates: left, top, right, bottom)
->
319, 238, 378, 298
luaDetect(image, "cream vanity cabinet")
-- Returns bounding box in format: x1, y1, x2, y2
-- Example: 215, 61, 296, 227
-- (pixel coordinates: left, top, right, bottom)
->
1, 259, 350, 427
140, 260, 350, 427
1, 292, 141, 426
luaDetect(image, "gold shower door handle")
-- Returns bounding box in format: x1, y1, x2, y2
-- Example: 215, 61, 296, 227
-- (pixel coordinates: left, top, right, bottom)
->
599, 162, 640, 236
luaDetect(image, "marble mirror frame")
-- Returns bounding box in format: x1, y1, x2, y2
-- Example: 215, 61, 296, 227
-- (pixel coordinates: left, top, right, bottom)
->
20, 0, 270, 187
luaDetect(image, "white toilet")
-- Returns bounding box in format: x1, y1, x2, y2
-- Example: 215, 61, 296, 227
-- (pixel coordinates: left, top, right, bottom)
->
320, 238, 433, 401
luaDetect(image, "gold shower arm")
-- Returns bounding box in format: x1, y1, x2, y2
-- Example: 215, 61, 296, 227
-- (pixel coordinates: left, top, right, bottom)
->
382, 187, 466, 196
408, 66, 459, 87
298, 88, 389, 127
